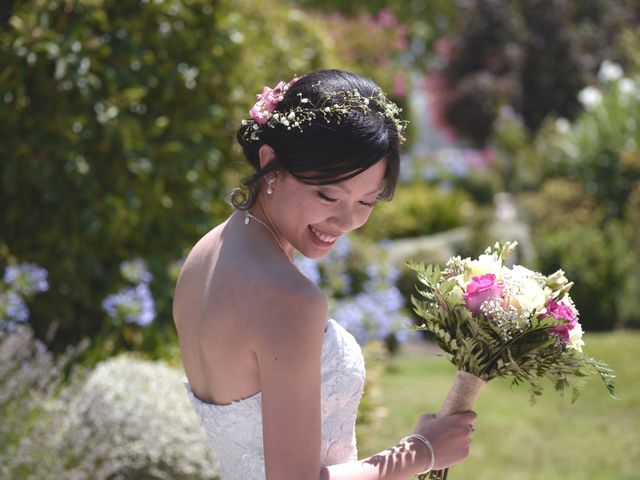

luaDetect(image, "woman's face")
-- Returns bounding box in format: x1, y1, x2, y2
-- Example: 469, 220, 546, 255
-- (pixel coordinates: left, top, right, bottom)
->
264, 158, 386, 260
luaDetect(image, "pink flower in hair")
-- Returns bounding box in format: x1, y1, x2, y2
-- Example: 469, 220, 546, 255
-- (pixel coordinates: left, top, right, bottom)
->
249, 77, 299, 125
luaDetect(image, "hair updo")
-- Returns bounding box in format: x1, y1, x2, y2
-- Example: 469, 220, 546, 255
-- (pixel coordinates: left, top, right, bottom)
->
231, 69, 403, 210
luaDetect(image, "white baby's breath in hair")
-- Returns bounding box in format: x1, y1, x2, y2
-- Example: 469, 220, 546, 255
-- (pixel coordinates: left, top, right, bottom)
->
242, 80, 408, 143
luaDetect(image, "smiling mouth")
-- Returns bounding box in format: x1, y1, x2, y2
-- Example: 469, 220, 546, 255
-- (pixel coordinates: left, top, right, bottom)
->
308, 225, 338, 244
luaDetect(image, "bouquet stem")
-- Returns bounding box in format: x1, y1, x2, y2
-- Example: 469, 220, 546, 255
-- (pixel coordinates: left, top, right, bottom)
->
419, 371, 485, 480
439, 370, 485, 416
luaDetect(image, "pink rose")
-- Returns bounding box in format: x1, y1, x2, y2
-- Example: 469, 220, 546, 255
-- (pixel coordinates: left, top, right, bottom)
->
249, 79, 298, 125
539, 299, 578, 342
463, 274, 505, 316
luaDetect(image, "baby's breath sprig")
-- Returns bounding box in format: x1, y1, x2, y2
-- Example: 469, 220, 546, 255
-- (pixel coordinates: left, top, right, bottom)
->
241, 82, 408, 143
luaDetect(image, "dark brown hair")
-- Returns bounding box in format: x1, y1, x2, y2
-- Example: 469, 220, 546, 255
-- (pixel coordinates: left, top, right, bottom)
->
231, 69, 402, 210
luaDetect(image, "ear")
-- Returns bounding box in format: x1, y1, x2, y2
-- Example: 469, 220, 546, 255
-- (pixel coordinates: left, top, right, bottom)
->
258, 144, 276, 171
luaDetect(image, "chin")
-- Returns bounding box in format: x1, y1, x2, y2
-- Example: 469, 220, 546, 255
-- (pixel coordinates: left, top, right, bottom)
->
298, 247, 332, 261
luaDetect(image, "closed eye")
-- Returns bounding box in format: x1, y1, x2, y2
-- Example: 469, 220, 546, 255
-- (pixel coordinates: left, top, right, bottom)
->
317, 191, 337, 202
359, 200, 377, 208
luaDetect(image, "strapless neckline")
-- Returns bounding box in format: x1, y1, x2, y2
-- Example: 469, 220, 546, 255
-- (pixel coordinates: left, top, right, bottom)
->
185, 318, 330, 408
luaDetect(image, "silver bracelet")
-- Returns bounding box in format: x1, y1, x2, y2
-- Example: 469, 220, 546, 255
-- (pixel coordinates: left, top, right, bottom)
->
401, 434, 435, 475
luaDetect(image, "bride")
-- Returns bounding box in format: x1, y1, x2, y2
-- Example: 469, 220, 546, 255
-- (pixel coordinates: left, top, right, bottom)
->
173, 69, 476, 480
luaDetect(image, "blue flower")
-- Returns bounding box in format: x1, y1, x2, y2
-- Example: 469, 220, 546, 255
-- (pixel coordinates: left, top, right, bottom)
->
325, 236, 352, 263
102, 283, 156, 327
120, 258, 153, 284
334, 285, 411, 346
295, 256, 320, 284
0, 290, 29, 323
333, 300, 368, 345
365, 263, 380, 281
3, 263, 49, 296
420, 164, 438, 181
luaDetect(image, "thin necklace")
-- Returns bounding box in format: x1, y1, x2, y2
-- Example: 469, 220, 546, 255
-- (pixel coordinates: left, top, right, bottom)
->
244, 211, 294, 263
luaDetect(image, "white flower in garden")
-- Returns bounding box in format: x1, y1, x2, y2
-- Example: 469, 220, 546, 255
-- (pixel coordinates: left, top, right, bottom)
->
57, 355, 219, 479
568, 322, 585, 352
618, 77, 637, 97
555, 118, 571, 134
578, 86, 603, 110
598, 60, 624, 83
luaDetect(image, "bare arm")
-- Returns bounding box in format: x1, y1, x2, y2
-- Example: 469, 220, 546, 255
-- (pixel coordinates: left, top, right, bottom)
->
255, 283, 328, 480
255, 278, 476, 480
321, 436, 433, 480
321, 410, 477, 480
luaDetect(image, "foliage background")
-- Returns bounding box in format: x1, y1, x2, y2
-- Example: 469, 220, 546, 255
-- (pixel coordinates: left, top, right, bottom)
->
1, 0, 639, 478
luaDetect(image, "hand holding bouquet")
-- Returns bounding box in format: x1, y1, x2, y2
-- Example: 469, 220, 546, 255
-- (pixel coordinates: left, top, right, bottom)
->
408, 241, 616, 480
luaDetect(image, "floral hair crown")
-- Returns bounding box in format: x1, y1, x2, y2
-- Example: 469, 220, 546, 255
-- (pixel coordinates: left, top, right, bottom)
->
241, 76, 408, 144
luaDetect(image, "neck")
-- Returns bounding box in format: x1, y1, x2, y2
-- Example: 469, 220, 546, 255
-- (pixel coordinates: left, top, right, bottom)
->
242, 203, 294, 261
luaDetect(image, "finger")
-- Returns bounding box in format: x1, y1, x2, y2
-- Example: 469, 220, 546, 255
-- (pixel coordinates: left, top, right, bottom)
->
450, 411, 477, 423
462, 410, 477, 422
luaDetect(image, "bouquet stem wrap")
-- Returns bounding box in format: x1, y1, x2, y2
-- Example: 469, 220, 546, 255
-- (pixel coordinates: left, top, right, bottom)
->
422, 371, 486, 480
438, 370, 486, 417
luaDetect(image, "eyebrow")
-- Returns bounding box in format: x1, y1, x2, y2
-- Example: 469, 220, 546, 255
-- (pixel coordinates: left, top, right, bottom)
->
327, 183, 382, 196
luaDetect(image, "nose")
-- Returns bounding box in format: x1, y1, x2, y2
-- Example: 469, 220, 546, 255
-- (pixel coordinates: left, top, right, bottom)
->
328, 207, 355, 232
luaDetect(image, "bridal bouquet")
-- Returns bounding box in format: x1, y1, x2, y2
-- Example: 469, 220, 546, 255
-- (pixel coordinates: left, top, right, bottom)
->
407, 241, 616, 480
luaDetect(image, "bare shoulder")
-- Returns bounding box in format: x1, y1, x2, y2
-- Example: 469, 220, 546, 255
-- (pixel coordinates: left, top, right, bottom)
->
172, 224, 223, 320
252, 267, 328, 347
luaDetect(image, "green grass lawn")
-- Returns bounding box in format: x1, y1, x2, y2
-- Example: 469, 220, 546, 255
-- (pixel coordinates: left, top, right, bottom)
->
357, 330, 640, 480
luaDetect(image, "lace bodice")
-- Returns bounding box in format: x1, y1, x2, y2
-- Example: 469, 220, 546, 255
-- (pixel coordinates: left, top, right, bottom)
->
184, 318, 366, 479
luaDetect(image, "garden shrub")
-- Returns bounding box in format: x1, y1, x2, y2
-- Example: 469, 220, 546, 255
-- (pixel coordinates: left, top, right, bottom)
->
520, 179, 629, 331
290, 0, 459, 71
54, 355, 219, 480
359, 181, 474, 240
537, 68, 640, 219
0, 324, 88, 479
426, 0, 635, 146
1, 329, 217, 479
522, 61, 640, 329
0, 0, 339, 357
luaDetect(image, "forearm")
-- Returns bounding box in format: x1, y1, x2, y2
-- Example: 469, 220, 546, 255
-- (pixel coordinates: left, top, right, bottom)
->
319, 437, 431, 480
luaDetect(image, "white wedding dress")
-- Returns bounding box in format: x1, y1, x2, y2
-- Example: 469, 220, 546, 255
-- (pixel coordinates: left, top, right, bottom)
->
184, 317, 366, 479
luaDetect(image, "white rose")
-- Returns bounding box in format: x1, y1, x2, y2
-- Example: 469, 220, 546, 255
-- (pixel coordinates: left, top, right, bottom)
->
466, 254, 502, 280
568, 323, 585, 352
508, 278, 546, 312
505, 266, 546, 312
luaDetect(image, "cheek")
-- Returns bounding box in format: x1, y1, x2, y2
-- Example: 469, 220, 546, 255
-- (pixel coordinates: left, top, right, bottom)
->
354, 207, 374, 228
292, 198, 325, 224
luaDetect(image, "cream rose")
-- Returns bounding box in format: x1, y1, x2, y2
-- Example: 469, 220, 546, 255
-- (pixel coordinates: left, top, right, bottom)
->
466, 254, 502, 281
505, 266, 546, 313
